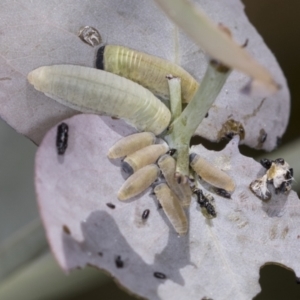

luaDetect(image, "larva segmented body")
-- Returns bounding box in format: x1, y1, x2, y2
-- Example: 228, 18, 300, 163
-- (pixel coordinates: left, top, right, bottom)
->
157, 154, 192, 207
154, 183, 188, 235
107, 132, 156, 159
27, 65, 171, 135
122, 143, 169, 175
190, 153, 235, 193
118, 164, 160, 201
97, 45, 199, 103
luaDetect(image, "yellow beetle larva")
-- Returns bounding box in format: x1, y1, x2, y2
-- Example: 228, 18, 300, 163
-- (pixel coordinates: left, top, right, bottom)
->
118, 164, 160, 201
107, 132, 156, 159
96, 45, 199, 103
190, 153, 235, 194
157, 154, 192, 207
154, 183, 188, 235
27, 65, 171, 135
122, 143, 169, 175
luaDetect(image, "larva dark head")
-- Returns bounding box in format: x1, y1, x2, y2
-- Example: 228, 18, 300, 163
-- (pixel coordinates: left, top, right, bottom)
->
121, 161, 134, 176
189, 153, 198, 164
95, 45, 106, 70
166, 148, 176, 156
260, 158, 272, 170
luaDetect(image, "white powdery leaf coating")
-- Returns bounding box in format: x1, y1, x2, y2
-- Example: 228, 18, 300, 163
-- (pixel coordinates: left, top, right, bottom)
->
0, 0, 289, 149
36, 114, 300, 300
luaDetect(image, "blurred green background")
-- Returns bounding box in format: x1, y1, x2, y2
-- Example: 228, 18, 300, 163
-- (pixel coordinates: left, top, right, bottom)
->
0, 0, 300, 299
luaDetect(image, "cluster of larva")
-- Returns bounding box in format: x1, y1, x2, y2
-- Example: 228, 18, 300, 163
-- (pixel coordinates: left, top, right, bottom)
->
29, 42, 237, 236
107, 131, 235, 235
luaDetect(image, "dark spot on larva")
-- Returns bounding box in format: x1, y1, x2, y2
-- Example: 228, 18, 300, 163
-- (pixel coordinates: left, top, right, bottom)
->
78, 26, 102, 47
56, 122, 68, 155
98, 252, 103, 257
111, 116, 120, 120
96, 45, 106, 69
153, 272, 167, 279
106, 203, 115, 209
122, 161, 134, 175
115, 255, 124, 268
205, 112, 209, 118
62, 225, 71, 235
210, 59, 230, 73
142, 209, 150, 220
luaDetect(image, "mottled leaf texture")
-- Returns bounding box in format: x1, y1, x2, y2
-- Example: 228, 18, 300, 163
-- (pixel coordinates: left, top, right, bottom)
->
0, 0, 289, 150
36, 114, 300, 300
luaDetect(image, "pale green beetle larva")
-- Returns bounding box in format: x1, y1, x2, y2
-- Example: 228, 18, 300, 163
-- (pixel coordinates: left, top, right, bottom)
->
107, 132, 156, 159
122, 143, 169, 175
190, 153, 235, 194
154, 183, 188, 235
118, 164, 160, 201
157, 154, 192, 207
27, 65, 171, 135
96, 45, 199, 103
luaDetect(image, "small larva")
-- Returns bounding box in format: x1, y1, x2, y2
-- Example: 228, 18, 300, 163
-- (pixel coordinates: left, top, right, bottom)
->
189, 153, 235, 194
56, 122, 68, 155
122, 143, 169, 175
27, 65, 171, 135
157, 154, 192, 207
154, 183, 188, 235
96, 45, 199, 103
107, 132, 156, 159
118, 164, 160, 201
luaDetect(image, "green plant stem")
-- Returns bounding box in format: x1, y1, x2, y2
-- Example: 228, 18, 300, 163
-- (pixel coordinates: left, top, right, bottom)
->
164, 62, 231, 177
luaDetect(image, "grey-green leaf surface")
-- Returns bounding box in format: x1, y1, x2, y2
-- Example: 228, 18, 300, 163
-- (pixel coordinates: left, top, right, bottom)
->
0, 0, 289, 150
35, 114, 300, 300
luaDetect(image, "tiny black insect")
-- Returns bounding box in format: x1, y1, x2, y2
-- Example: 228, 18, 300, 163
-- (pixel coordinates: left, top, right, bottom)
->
260, 158, 272, 170
142, 209, 150, 220
205, 112, 209, 118
56, 122, 69, 155
115, 255, 124, 268
214, 188, 231, 199
153, 272, 167, 279
194, 189, 216, 217
106, 203, 116, 209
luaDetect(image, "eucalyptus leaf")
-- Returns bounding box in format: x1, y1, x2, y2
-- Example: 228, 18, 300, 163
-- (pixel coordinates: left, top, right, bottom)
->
35, 114, 300, 300
0, 0, 289, 150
